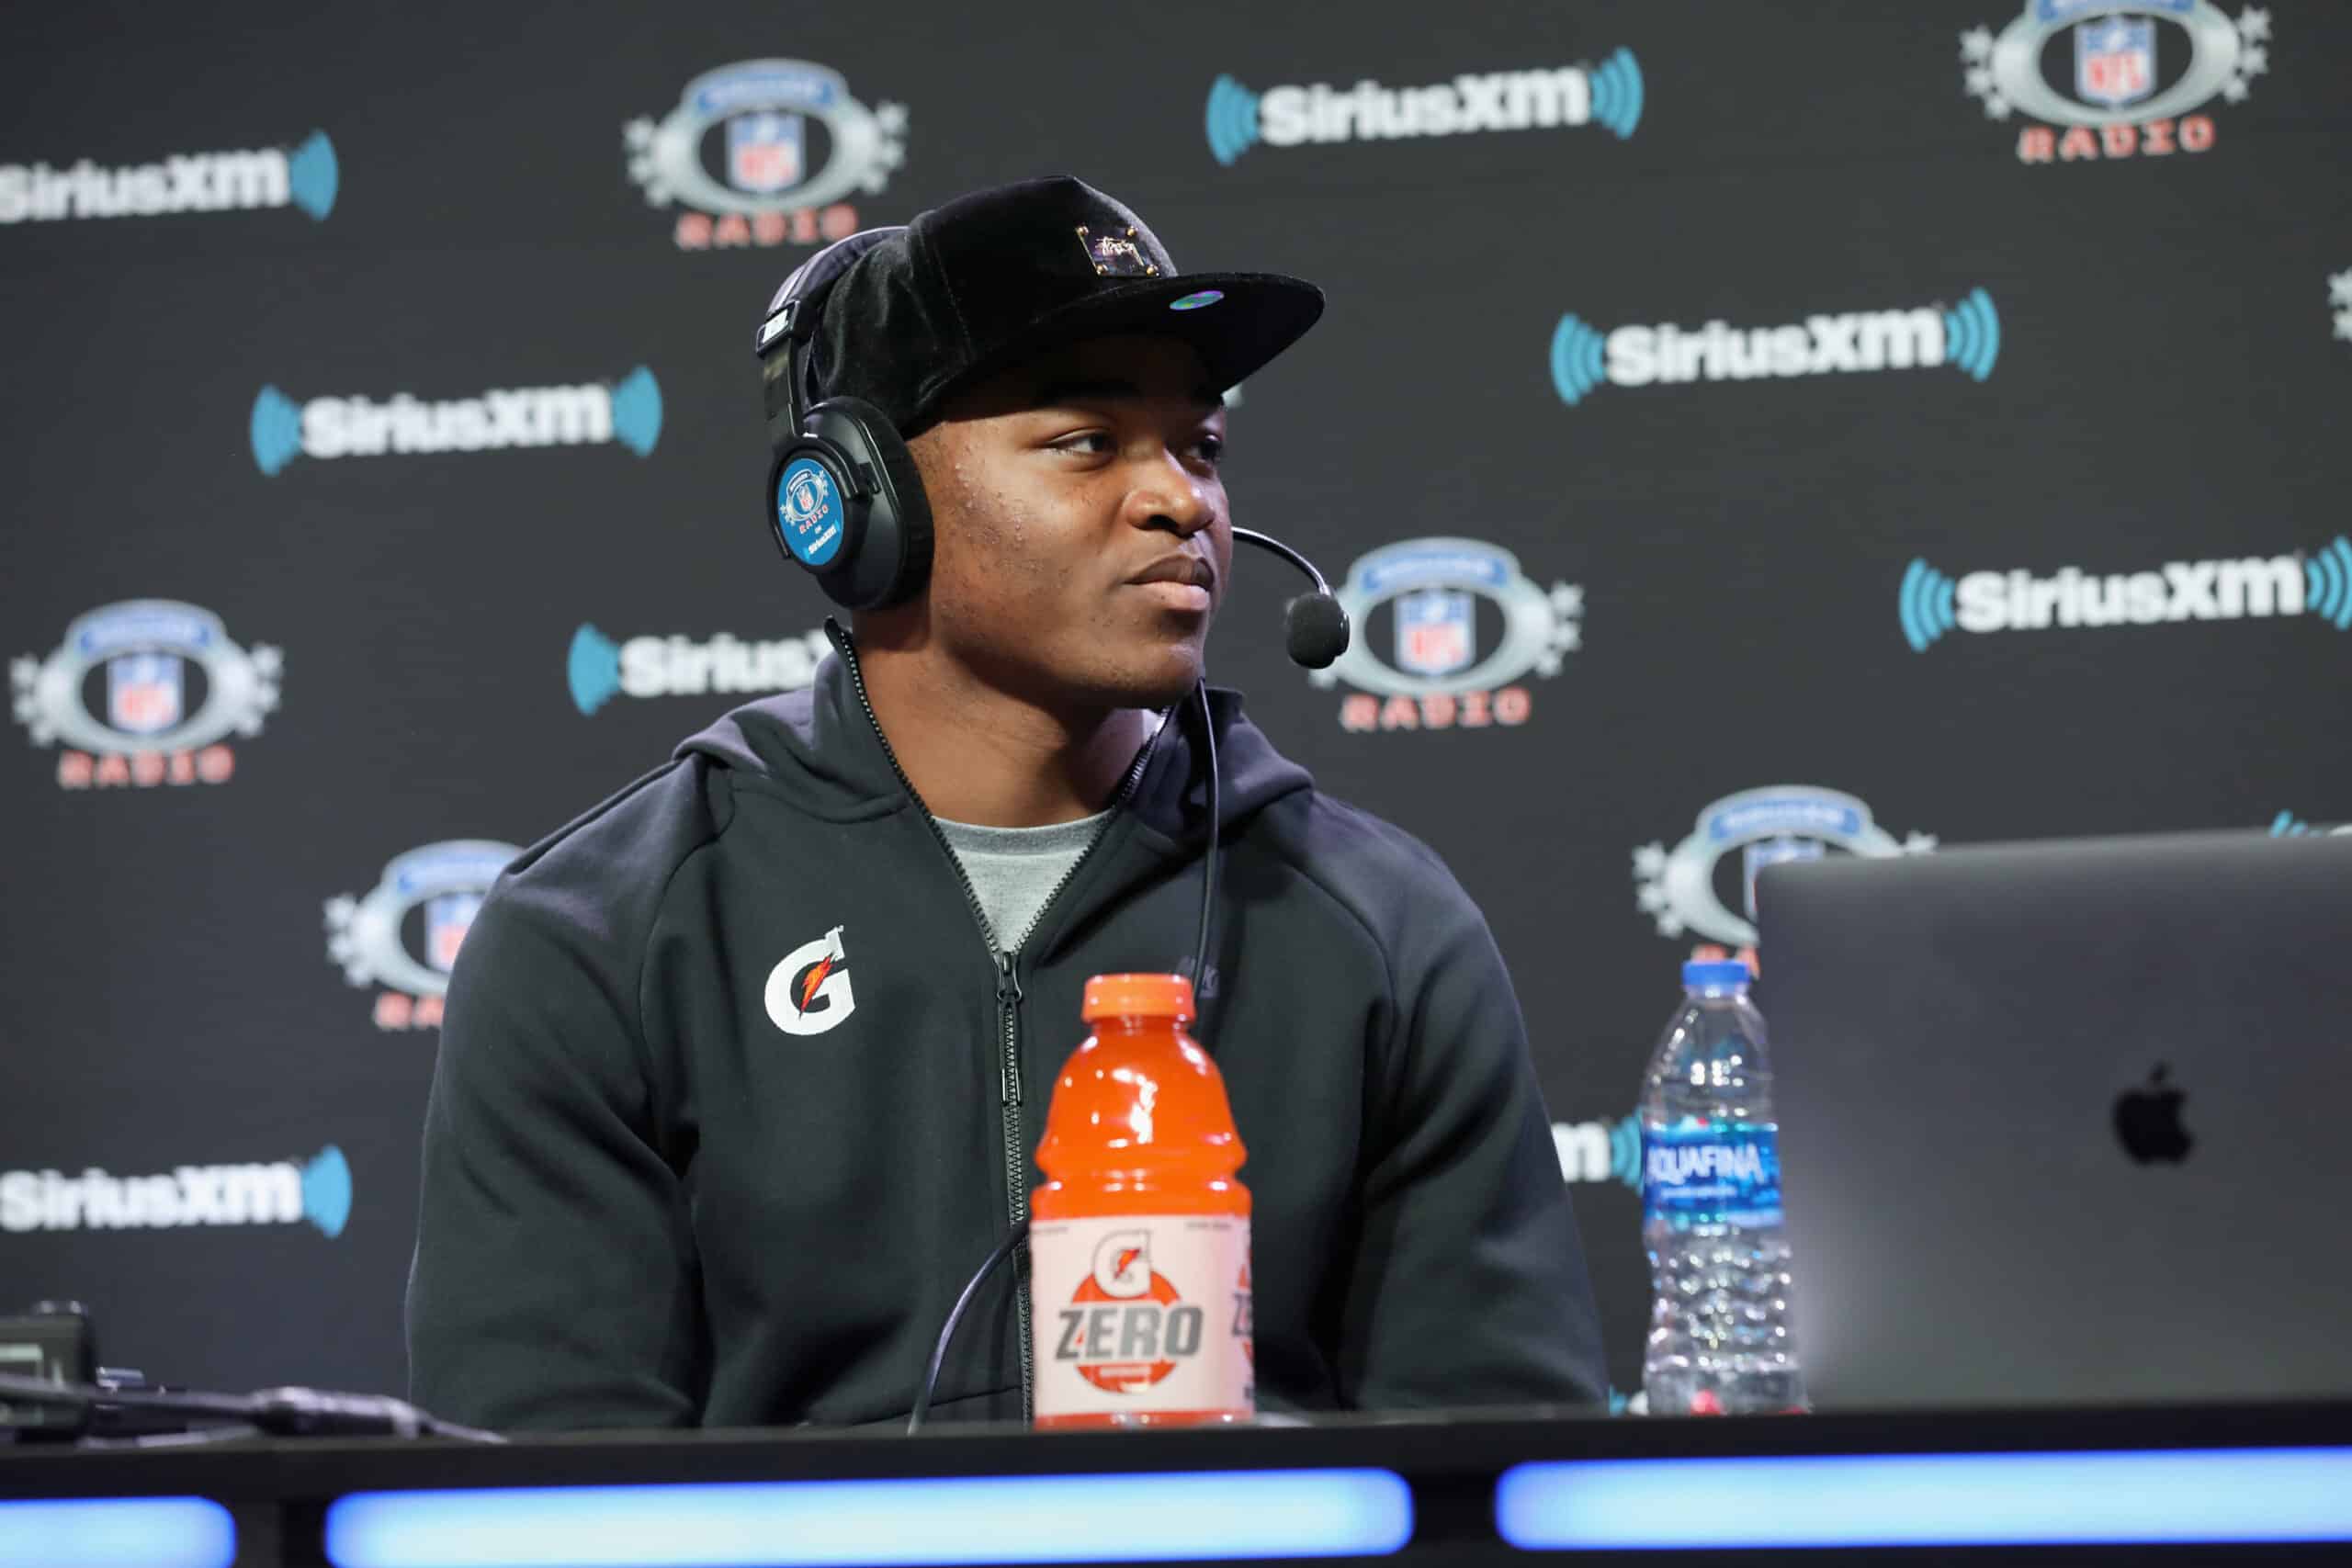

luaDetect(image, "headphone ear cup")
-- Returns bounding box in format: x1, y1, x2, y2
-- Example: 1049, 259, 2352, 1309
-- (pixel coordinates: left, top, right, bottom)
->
768, 440, 864, 582
804, 396, 933, 610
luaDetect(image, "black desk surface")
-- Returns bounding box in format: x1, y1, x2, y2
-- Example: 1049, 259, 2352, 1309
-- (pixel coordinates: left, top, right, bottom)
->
6, 1399, 2350, 1566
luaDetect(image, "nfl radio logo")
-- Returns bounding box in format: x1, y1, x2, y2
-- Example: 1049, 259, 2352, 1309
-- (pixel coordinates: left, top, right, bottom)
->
425, 891, 484, 974
1395, 590, 1474, 678
2075, 16, 2154, 108
107, 652, 183, 735
1743, 835, 1825, 921
728, 112, 805, 194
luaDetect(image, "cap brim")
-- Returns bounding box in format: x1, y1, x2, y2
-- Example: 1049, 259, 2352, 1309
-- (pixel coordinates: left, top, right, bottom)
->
909, 272, 1324, 426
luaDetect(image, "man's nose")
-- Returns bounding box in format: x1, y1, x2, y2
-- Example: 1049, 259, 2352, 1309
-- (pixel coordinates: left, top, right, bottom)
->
1133, 451, 1215, 536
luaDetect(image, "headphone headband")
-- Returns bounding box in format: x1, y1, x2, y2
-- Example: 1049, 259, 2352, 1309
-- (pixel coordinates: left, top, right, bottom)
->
756, 225, 933, 612
755, 227, 909, 429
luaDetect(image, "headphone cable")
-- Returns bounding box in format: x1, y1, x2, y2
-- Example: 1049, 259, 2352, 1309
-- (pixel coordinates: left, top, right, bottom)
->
907, 1223, 1027, 1433
1191, 678, 1220, 1032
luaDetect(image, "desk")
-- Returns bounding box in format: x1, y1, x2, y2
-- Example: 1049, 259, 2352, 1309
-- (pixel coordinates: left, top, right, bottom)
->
5, 1400, 2350, 1566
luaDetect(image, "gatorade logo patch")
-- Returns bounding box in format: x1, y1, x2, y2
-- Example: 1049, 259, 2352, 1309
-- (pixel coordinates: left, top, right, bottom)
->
764, 925, 854, 1036
1031, 1213, 1251, 1416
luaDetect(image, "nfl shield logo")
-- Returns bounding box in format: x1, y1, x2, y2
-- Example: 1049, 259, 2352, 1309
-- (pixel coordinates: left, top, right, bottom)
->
728, 112, 805, 195
425, 892, 484, 974
2075, 16, 2154, 108
1395, 589, 1474, 678
1742, 835, 1826, 920
107, 652, 183, 735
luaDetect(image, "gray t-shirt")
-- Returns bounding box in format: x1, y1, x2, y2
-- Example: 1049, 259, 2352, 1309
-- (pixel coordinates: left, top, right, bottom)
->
936, 809, 1112, 951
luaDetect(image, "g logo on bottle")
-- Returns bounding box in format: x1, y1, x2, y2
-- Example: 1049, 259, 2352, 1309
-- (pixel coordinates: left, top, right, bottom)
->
765, 924, 855, 1036
1091, 1229, 1154, 1298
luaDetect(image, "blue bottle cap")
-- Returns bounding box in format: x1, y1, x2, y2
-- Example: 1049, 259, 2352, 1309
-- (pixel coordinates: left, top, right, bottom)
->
1682, 960, 1752, 991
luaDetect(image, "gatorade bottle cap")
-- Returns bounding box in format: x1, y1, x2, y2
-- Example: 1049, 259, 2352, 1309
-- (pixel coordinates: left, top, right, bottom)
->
1080, 973, 1196, 1023
1682, 959, 1753, 990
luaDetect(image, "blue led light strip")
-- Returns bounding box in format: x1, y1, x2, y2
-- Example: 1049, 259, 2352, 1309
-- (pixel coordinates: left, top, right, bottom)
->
326, 1467, 1412, 1568
1497, 1447, 2352, 1550
0, 1496, 235, 1568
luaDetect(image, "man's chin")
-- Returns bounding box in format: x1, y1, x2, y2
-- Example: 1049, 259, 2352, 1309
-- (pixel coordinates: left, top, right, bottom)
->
1075, 637, 1209, 714
1108, 652, 1208, 712
967, 626, 1207, 716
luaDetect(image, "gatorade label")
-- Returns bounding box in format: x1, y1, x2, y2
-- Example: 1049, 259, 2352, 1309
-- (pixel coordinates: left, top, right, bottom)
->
1029, 1214, 1253, 1418
1642, 1122, 1783, 1228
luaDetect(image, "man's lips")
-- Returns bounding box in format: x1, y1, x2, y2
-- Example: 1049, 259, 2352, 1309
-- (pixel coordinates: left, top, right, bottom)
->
1125, 553, 1216, 614
1127, 553, 1216, 592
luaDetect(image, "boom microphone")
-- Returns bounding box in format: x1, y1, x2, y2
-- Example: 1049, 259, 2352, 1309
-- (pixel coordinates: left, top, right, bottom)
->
1283, 592, 1350, 670
1232, 526, 1349, 669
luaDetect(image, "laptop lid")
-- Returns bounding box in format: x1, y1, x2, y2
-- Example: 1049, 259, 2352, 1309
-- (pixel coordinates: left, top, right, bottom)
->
1758, 829, 2352, 1411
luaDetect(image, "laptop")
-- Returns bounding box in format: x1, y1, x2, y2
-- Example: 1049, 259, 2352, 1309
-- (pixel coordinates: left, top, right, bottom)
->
1756, 828, 2352, 1411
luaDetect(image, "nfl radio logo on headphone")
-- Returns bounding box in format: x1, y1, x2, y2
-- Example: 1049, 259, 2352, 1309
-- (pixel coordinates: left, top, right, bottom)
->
777, 458, 843, 568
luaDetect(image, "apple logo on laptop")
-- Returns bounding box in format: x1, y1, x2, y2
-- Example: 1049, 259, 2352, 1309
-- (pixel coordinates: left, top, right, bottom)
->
2113, 1064, 2193, 1164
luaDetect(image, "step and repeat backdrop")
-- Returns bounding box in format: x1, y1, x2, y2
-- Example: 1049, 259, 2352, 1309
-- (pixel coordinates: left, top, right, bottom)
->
3, 0, 2346, 1409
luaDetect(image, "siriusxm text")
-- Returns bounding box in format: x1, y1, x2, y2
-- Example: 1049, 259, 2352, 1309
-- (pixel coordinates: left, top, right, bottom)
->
1, 1165, 301, 1232
1608, 310, 1946, 385
299, 387, 615, 458
1960, 558, 2306, 631
620, 633, 829, 699
1260, 69, 1591, 146
0, 152, 288, 223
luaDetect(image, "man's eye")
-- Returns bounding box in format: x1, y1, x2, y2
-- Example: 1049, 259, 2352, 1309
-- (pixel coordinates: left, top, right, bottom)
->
1192, 434, 1226, 465
1052, 431, 1114, 455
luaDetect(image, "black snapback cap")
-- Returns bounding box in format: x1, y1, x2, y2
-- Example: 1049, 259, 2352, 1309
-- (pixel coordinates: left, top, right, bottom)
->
796, 175, 1325, 434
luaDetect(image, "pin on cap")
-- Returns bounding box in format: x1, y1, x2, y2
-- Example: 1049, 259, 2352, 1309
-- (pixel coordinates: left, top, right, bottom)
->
1077, 223, 1159, 278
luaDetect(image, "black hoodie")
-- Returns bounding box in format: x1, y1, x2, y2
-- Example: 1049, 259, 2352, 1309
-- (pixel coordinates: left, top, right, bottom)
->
406, 630, 1604, 1428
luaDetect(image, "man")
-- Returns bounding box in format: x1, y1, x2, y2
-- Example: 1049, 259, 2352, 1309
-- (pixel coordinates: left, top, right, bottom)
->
406, 176, 1603, 1429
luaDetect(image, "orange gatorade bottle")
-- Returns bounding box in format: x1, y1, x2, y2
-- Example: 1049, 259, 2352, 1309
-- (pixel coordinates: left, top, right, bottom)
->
1029, 973, 1253, 1427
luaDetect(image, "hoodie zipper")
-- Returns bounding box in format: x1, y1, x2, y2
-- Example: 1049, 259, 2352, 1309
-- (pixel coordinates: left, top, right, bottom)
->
830, 625, 1164, 1422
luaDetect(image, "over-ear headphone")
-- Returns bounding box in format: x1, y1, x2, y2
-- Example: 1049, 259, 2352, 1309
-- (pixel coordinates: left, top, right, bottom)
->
754, 229, 934, 611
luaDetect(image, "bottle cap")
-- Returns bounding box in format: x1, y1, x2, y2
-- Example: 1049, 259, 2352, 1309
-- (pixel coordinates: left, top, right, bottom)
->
1080, 972, 1196, 1023
1681, 959, 1752, 991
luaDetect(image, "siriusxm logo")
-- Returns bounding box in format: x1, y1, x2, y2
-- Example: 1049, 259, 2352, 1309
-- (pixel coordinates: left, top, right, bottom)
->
568, 625, 831, 716
1552, 289, 1999, 406
0, 1147, 349, 1237
250, 368, 661, 476
1204, 51, 1640, 165
1899, 536, 2352, 649
0, 131, 335, 224
1553, 1114, 1640, 1190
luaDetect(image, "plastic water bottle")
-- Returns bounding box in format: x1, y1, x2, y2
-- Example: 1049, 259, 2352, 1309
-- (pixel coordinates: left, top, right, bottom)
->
1639, 960, 1807, 1415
